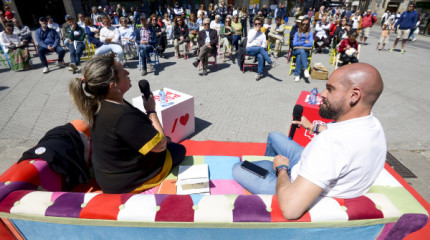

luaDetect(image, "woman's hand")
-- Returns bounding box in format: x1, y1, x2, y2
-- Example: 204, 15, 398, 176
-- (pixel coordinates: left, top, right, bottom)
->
143, 93, 156, 112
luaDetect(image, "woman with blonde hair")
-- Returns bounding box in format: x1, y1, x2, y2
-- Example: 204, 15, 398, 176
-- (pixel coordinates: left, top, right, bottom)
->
197, 4, 207, 19
69, 54, 185, 194
220, 16, 234, 62
118, 17, 136, 59
188, 13, 199, 49
207, 3, 216, 21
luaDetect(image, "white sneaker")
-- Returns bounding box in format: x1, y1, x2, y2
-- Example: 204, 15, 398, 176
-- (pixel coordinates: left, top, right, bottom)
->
294, 76, 300, 82
412, 38, 417, 42
67, 67, 74, 72
42, 67, 49, 74
304, 70, 310, 78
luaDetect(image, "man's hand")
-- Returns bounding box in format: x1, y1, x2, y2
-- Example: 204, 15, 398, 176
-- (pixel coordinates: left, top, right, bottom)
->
292, 116, 313, 131
205, 43, 212, 48
48, 46, 54, 51
71, 24, 76, 30
305, 40, 309, 44
180, 36, 184, 40
140, 40, 148, 44
273, 155, 290, 169
105, 37, 112, 43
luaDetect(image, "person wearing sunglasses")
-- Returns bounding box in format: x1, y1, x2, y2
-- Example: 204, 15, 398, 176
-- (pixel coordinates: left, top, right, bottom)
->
35, 16, 66, 73
246, 17, 278, 81
192, 18, 218, 76
292, 17, 313, 82
118, 17, 137, 60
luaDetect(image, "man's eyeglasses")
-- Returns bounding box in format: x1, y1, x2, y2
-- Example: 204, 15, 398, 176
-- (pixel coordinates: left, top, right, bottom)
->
254, 23, 261, 26
203, 23, 210, 26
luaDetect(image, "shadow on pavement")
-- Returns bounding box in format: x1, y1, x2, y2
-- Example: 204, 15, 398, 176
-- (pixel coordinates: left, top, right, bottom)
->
0, 86, 9, 91
185, 117, 212, 139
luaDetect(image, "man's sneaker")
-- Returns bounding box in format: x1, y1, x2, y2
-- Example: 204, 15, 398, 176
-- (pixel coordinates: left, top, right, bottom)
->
67, 67, 74, 72
42, 67, 49, 74
148, 63, 155, 71
401, 49, 405, 54
192, 59, 200, 68
255, 74, 262, 81
304, 69, 310, 78
270, 61, 279, 69
389, 48, 394, 52
69, 63, 78, 71
203, 69, 208, 75
58, 61, 65, 68
412, 38, 417, 42
141, 69, 147, 76
294, 76, 300, 82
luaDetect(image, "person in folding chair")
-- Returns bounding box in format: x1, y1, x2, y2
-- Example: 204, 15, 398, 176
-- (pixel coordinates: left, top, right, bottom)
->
0, 22, 31, 71
65, 16, 85, 73
84, 17, 103, 48
245, 17, 278, 81
268, 16, 285, 58
337, 31, 359, 67
292, 17, 313, 82
118, 17, 137, 60
191, 18, 218, 76
35, 16, 66, 74
12, 19, 32, 43
152, 16, 168, 58
135, 17, 157, 76
173, 16, 190, 59
94, 16, 124, 64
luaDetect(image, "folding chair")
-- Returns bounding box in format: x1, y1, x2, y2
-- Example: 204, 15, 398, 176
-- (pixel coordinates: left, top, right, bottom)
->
242, 54, 258, 73
27, 38, 38, 55
283, 26, 292, 46
81, 36, 96, 61
198, 49, 217, 71
288, 45, 314, 75
267, 39, 282, 56
333, 44, 360, 70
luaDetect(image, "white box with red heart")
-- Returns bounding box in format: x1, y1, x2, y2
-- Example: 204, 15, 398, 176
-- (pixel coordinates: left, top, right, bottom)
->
132, 88, 195, 143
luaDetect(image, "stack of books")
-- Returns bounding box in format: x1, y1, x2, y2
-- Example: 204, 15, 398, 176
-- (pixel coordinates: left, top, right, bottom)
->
176, 164, 210, 195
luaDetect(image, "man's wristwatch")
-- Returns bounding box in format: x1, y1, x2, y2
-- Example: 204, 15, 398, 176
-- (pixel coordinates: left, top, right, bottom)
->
275, 165, 289, 177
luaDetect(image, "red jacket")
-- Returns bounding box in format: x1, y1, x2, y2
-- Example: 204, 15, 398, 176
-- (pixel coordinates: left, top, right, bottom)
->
361, 14, 377, 28
338, 39, 358, 53
329, 23, 337, 36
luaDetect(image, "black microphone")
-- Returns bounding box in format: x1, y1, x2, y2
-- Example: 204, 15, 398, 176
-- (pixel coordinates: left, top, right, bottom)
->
288, 104, 304, 140
138, 80, 151, 100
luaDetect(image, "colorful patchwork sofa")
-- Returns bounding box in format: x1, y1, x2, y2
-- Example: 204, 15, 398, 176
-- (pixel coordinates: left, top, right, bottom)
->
0, 124, 428, 239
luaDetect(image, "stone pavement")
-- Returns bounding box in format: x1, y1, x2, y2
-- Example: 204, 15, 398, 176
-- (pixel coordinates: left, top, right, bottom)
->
0, 23, 429, 202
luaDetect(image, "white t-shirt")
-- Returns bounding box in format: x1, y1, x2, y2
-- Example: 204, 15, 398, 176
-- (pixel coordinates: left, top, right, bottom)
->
290, 114, 386, 199
100, 26, 120, 44
350, 15, 361, 29
210, 20, 221, 31
246, 28, 266, 48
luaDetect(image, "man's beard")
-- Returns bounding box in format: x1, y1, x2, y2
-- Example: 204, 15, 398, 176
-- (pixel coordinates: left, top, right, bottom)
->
319, 98, 344, 120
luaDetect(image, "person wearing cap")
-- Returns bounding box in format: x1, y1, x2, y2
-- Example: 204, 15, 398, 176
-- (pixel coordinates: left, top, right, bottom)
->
290, 16, 304, 50
246, 17, 279, 81
359, 10, 377, 44
95, 16, 124, 64
210, 15, 221, 31
65, 16, 85, 73
35, 16, 66, 73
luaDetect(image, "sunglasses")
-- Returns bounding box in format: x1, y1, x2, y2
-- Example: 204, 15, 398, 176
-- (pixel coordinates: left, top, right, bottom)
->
203, 23, 209, 25
254, 23, 261, 26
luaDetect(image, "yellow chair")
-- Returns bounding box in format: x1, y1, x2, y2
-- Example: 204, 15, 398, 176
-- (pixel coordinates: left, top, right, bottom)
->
289, 44, 314, 75
81, 36, 96, 61
329, 48, 337, 68
283, 26, 292, 46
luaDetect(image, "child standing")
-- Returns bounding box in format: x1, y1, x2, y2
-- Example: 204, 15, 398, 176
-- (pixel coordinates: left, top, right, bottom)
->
376, 20, 392, 51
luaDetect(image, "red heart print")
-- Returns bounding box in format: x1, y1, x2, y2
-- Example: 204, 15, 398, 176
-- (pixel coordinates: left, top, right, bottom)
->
180, 114, 189, 126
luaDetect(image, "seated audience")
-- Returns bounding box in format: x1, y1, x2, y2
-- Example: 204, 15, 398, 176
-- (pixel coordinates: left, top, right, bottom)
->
268, 16, 285, 58
289, 16, 303, 50
61, 15, 71, 48
69, 54, 186, 194
232, 63, 385, 220
191, 18, 218, 76
292, 17, 313, 82
210, 15, 221, 32
12, 19, 32, 43
151, 15, 167, 57
333, 18, 348, 47
314, 16, 330, 53
338, 31, 359, 66
77, 13, 85, 28
35, 16, 66, 73
246, 17, 278, 81
163, 13, 173, 43
84, 17, 103, 48
135, 17, 157, 76
231, 14, 242, 51
220, 16, 235, 62
188, 13, 200, 50
118, 17, 136, 59
65, 16, 85, 73
0, 22, 31, 71
47, 16, 61, 36
94, 16, 124, 64
173, 16, 190, 59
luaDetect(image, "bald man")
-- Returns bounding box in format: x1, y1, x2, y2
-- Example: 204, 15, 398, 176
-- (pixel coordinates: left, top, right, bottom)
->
233, 63, 386, 220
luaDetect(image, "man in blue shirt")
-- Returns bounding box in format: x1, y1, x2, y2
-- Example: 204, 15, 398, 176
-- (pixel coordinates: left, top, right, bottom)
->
390, 3, 418, 54
35, 16, 66, 73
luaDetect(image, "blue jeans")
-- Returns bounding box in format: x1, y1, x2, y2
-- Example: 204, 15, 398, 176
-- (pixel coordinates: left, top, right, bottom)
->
69, 42, 85, 66
232, 132, 304, 194
138, 44, 154, 70
292, 48, 309, 76
38, 46, 66, 67
246, 46, 272, 74
233, 35, 241, 51
95, 44, 124, 63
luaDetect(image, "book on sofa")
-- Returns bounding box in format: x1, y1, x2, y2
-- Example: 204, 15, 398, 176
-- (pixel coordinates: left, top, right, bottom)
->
176, 164, 210, 195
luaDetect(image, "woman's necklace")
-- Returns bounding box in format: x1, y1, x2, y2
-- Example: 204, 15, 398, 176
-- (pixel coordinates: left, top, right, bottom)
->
105, 99, 125, 105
